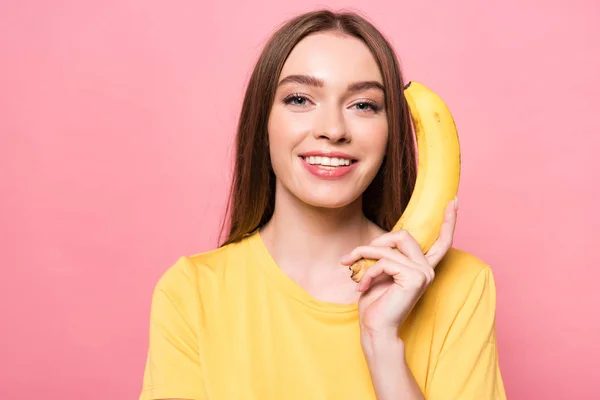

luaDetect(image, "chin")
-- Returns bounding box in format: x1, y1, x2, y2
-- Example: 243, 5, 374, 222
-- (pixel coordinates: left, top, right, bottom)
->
275, 169, 371, 210
296, 190, 362, 210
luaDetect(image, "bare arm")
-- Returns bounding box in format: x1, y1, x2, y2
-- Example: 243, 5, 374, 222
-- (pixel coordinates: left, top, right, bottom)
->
361, 332, 425, 400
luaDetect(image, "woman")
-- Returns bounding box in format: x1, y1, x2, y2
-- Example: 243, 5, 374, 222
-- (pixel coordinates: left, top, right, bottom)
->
139, 9, 506, 400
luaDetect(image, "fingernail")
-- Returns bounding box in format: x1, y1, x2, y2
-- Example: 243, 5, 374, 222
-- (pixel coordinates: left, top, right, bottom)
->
454, 196, 459, 211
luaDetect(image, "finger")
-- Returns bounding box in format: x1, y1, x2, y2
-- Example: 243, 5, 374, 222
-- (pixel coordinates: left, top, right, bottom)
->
370, 229, 428, 265
340, 244, 412, 267
425, 198, 458, 267
341, 243, 434, 286
357, 259, 431, 293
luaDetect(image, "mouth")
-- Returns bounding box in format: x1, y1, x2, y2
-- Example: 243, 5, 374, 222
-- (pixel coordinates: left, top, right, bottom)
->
299, 155, 358, 168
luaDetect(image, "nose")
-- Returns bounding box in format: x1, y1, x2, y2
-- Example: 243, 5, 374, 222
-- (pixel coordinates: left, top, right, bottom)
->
313, 105, 350, 143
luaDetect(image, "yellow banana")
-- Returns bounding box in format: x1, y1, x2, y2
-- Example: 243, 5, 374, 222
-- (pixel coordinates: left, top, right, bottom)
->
350, 81, 461, 282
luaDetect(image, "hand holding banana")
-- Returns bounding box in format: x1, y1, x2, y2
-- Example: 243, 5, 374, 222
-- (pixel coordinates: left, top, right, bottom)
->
340, 198, 458, 338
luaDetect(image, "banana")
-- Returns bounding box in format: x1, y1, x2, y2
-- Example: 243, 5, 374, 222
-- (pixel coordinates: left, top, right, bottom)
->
349, 81, 461, 282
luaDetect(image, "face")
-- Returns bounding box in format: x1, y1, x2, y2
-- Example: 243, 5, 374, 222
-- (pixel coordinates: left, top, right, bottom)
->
267, 31, 388, 209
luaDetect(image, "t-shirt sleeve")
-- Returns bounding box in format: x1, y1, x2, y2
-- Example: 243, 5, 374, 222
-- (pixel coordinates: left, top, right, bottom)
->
427, 266, 507, 399
139, 256, 207, 400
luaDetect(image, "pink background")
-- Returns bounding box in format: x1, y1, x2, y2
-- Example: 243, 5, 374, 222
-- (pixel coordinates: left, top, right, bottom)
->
1, 0, 598, 399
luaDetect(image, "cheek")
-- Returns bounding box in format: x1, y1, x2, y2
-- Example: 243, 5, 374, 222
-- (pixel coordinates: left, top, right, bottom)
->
267, 107, 311, 175
352, 117, 388, 157
267, 106, 312, 153
374, 120, 389, 150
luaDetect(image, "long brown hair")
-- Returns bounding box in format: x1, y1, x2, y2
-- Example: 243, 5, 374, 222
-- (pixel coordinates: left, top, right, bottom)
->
218, 9, 416, 247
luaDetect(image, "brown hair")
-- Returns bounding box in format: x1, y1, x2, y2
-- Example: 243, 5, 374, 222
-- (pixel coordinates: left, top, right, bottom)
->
218, 9, 416, 247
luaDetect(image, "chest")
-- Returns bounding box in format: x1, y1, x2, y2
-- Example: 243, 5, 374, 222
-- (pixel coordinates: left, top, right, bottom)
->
197, 294, 377, 399
193, 264, 438, 399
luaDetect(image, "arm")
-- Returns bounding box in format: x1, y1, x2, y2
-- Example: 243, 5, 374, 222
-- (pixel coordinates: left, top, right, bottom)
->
139, 257, 207, 400
361, 333, 425, 400
426, 266, 506, 399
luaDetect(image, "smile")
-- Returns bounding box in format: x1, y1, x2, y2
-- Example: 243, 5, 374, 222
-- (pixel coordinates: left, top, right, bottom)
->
300, 156, 356, 167
299, 156, 358, 179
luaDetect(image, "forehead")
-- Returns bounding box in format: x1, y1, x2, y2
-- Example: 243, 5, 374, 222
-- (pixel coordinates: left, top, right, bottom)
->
279, 32, 383, 84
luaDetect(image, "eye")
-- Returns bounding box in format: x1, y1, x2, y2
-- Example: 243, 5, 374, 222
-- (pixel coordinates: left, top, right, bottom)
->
283, 94, 312, 107
353, 101, 381, 112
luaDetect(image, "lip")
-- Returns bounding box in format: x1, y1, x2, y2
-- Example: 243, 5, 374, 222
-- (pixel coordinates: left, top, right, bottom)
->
299, 156, 358, 180
298, 150, 357, 160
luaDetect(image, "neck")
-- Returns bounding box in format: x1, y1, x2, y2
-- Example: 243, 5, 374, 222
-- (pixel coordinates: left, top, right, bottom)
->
259, 185, 380, 275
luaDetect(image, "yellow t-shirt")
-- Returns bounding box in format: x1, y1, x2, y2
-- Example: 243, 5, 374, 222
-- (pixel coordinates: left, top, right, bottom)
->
140, 230, 506, 399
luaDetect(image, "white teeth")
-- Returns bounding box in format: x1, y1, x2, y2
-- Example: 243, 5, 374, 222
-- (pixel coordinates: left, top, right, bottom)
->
304, 156, 353, 166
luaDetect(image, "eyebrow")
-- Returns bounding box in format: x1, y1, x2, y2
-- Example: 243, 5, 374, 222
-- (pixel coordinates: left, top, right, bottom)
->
278, 74, 385, 93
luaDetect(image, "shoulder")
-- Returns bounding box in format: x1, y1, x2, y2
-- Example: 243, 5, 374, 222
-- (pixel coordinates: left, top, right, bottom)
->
154, 236, 250, 295
433, 247, 495, 291
422, 247, 499, 320
401, 247, 499, 346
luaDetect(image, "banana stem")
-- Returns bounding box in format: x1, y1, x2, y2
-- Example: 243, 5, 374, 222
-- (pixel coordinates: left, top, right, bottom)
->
349, 258, 377, 282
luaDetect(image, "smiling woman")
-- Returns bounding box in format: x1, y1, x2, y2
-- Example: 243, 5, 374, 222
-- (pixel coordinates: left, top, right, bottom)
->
265, 31, 390, 212
139, 9, 506, 400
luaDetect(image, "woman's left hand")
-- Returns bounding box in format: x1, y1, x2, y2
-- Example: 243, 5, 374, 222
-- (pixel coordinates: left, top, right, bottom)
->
340, 198, 459, 340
